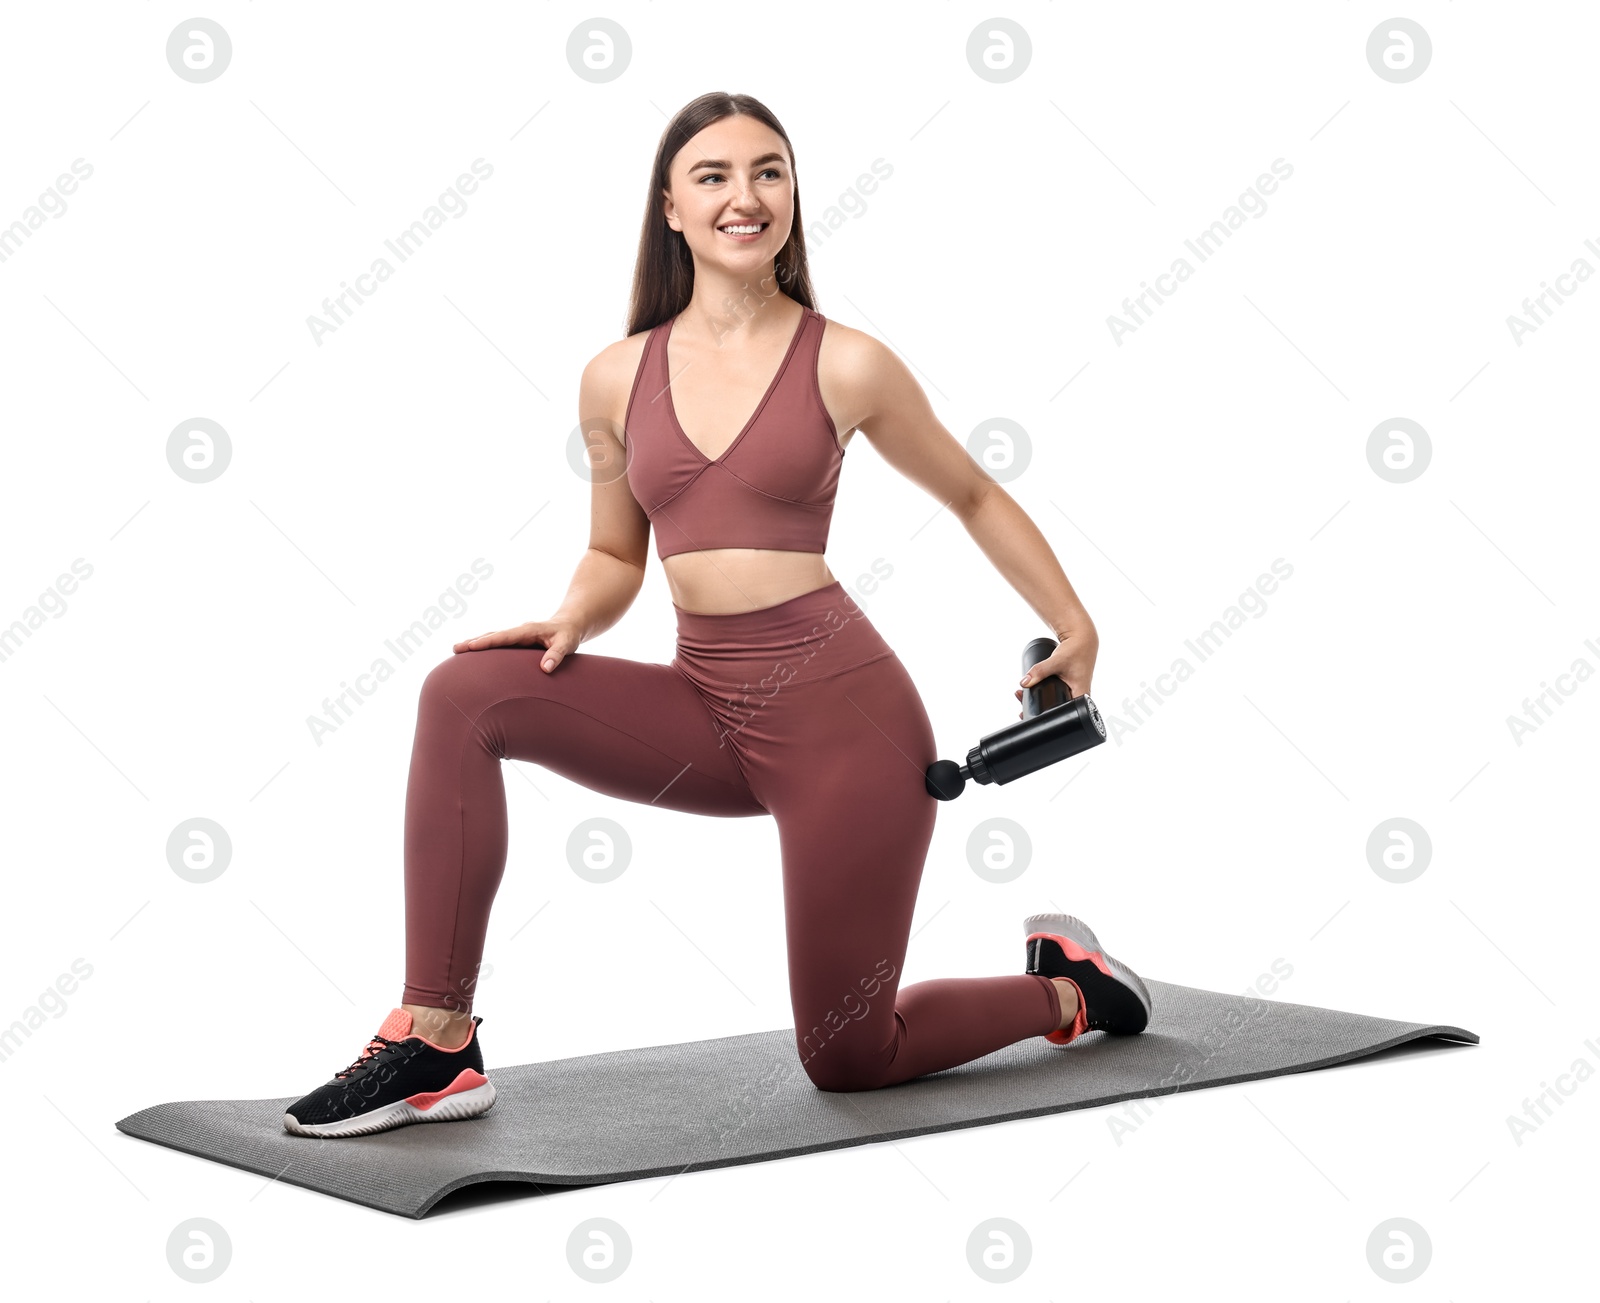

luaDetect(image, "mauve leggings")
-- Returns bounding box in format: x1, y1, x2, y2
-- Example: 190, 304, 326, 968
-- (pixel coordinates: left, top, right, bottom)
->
401, 580, 1062, 1092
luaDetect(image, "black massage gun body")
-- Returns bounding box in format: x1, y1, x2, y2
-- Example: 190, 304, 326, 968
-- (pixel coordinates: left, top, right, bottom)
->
924, 637, 1106, 799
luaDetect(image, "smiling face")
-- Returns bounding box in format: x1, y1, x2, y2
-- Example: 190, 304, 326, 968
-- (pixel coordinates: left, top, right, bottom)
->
662, 114, 794, 270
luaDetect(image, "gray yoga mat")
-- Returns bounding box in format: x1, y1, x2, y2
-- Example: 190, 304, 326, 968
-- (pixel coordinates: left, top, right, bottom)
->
116, 979, 1476, 1219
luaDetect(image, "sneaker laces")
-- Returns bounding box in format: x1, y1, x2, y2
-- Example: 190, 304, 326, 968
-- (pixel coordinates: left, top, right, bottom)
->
335, 1034, 403, 1080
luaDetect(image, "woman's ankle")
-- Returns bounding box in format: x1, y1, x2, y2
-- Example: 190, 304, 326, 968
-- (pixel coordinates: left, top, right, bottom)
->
401, 1002, 473, 1048
1050, 978, 1079, 1032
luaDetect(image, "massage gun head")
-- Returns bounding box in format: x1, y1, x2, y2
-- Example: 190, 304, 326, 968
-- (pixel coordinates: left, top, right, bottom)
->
925, 758, 967, 801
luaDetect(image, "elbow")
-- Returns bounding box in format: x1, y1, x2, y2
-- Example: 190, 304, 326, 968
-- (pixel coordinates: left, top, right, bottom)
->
954, 476, 1002, 525
588, 543, 649, 581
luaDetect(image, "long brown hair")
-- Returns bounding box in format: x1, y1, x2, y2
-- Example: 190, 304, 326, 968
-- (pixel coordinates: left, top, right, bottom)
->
624, 92, 819, 338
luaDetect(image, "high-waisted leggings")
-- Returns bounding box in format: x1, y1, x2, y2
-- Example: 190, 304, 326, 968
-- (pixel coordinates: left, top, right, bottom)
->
401, 579, 1062, 1092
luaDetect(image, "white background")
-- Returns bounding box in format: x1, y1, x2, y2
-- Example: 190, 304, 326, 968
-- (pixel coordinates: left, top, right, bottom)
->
1, 1, 1594, 1296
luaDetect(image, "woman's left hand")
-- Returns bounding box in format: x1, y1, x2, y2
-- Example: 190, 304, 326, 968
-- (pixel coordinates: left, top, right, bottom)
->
1013, 620, 1098, 719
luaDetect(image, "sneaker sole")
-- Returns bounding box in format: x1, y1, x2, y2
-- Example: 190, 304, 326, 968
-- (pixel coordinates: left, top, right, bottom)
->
283, 1080, 497, 1138
1023, 911, 1152, 1039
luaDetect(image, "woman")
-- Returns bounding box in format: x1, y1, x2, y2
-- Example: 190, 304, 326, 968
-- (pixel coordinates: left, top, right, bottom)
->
283, 92, 1152, 1139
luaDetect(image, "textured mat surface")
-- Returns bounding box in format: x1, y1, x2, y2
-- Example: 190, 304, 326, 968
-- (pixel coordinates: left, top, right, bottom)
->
115, 979, 1476, 1218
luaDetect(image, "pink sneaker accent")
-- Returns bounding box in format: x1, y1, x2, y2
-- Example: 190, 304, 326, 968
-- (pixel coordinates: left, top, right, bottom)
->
372, 1006, 477, 1052
406, 1068, 491, 1111
377, 1007, 412, 1040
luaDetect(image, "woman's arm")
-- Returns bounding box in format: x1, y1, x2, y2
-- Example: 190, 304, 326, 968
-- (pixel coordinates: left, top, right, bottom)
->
828, 327, 1099, 698
548, 347, 654, 648
549, 546, 646, 645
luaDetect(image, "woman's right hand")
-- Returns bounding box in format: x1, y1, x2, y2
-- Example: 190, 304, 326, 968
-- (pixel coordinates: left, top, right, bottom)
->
452, 619, 583, 673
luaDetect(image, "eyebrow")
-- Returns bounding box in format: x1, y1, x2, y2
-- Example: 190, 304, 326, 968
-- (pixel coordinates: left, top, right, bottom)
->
686, 152, 787, 172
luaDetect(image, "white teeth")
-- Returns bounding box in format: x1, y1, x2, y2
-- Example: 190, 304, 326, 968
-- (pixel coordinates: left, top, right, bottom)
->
720, 224, 763, 234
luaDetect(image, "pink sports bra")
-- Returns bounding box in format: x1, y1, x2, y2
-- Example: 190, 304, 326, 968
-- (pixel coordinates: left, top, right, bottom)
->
622, 306, 844, 560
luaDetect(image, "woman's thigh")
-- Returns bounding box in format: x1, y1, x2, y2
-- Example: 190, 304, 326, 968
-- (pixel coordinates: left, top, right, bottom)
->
749, 654, 940, 1086
410, 646, 767, 817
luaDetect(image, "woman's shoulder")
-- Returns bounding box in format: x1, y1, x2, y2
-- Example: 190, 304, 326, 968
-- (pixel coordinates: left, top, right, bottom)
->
816, 313, 895, 394
585, 319, 656, 377
579, 323, 656, 415
814, 312, 877, 355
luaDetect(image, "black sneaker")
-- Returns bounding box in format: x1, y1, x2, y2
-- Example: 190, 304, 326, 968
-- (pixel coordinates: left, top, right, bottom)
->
283, 1007, 496, 1138
1024, 912, 1153, 1043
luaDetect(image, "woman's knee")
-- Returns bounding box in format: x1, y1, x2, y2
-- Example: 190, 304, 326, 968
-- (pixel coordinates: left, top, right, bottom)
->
415, 651, 546, 759
420, 649, 474, 700
799, 1055, 888, 1094
419, 647, 537, 708
786, 958, 904, 1092
793, 1029, 891, 1093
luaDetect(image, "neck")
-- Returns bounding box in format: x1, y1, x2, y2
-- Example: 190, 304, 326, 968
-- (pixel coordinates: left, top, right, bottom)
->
679, 267, 795, 346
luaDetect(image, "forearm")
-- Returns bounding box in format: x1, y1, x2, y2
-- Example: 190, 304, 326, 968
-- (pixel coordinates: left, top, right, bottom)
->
960, 485, 1094, 637
550, 547, 645, 643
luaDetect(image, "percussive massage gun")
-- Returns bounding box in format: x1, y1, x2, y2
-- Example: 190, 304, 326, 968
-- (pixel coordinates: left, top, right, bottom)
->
924, 637, 1106, 800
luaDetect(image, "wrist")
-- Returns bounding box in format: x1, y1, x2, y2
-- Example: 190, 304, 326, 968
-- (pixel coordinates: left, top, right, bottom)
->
1052, 609, 1095, 642
550, 609, 591, 643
